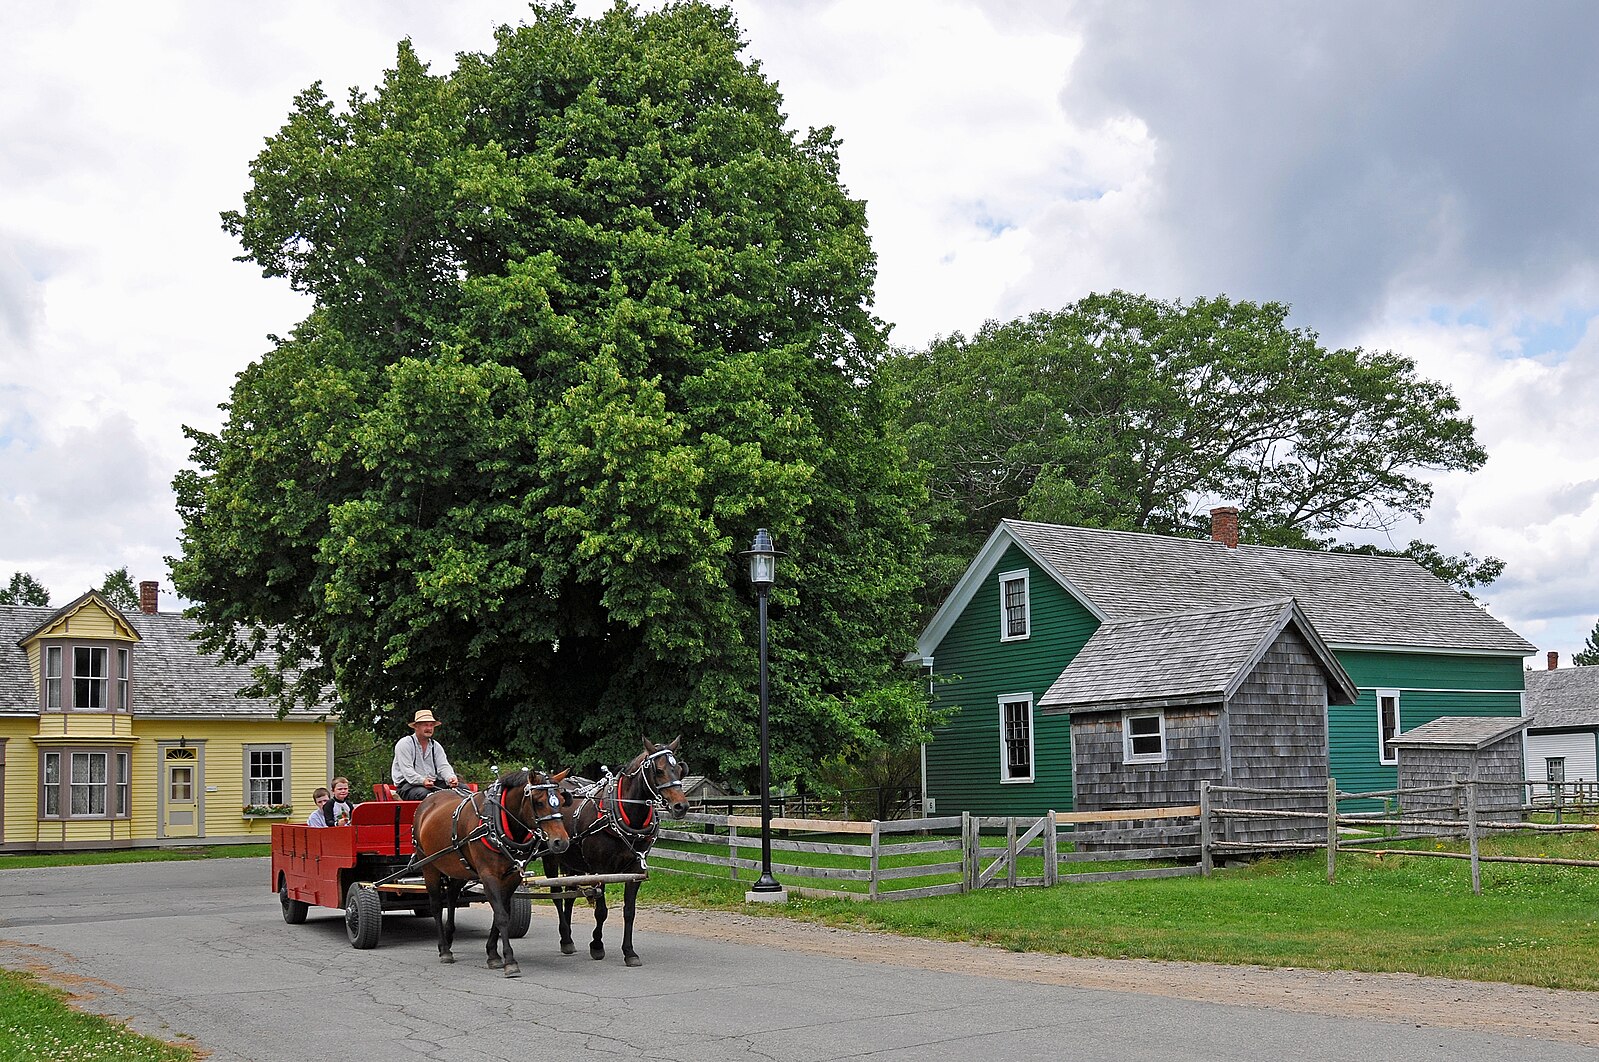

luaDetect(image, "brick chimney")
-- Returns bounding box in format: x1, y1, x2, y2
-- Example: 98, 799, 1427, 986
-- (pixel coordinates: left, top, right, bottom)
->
139, 581, 159, 615
1548, 651, 1559, 671
1210, 506, 1239, 549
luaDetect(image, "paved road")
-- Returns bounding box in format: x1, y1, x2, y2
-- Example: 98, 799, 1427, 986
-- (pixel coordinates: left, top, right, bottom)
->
1, 858, 1594, 1061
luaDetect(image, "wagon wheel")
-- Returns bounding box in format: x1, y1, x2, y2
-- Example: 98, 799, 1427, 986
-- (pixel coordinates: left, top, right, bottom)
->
279, 874, 308, 925
507, 892, 533, 939
345, 883, 383, 949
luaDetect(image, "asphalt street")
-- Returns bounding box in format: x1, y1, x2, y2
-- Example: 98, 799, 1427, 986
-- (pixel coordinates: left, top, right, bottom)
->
0, 858, 1594, 1062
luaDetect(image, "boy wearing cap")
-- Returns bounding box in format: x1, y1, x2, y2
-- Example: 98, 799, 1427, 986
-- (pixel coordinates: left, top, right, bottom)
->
391, 709, 460, 800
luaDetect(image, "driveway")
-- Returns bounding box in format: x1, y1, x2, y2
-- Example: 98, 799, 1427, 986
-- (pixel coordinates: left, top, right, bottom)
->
1, 858, 1596, 1061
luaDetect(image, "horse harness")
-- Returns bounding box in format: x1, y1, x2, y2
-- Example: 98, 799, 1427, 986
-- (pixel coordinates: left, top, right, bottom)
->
569, 747, 682, 857
432, 775, 565, 869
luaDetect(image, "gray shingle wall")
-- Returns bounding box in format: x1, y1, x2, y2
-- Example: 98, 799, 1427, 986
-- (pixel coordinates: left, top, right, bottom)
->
1006, 520, 1533, 654
1225, 626, 1331, 845
1070, 705, 1222, 812
1398, 737, 1525, 828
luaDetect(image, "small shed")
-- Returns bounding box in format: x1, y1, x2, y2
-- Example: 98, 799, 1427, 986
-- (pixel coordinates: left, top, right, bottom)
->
679, 775, 732, 806
1039, 596, 1357, 846
1390, 715, 1529, 828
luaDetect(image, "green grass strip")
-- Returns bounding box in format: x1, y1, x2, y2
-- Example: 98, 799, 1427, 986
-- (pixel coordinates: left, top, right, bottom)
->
0, 968, 195, 1062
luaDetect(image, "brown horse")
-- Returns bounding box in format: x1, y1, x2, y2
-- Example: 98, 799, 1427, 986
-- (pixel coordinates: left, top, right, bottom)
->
412, 768, 570, 977
543, 737, 690, 967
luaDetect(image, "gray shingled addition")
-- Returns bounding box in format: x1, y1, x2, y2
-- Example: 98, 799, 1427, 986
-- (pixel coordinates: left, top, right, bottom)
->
1524, 667, 1599, 729
1389, 715, 1531, 750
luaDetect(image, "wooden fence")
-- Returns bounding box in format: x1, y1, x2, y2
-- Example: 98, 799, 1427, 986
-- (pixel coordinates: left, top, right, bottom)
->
652, 805, 1201, 901
1203, 778, 1599, 895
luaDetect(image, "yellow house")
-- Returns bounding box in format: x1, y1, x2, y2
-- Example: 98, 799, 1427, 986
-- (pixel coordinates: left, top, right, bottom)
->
0, 583, 334, 851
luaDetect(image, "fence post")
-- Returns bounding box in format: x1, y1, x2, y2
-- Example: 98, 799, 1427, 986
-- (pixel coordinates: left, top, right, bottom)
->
1199, 781, 1213, 876
1044, 810, 1059, 887
1467, 775, 1482, 897
960, 812, 973, 892
869, 820, 881, 901
1006, 817, 1018, 888
1326, 776, 1338, 884
728, 822, 739, 881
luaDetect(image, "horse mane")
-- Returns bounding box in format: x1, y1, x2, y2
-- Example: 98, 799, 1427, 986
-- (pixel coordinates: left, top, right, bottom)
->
496, 768, 535, 791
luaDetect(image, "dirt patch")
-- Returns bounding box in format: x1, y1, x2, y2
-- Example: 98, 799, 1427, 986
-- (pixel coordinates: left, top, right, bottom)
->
646, 907, 1599, 1047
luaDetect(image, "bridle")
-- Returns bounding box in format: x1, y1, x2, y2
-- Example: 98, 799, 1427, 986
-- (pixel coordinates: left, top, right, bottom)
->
446, 772, 567, 862
572, 747, 686, 848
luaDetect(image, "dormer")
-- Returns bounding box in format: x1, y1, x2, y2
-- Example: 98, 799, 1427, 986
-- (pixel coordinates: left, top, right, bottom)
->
18, 591, 141, 714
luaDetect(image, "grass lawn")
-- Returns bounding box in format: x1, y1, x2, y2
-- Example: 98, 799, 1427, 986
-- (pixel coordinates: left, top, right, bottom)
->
644, 828, 1599, 992
0, 968, 195, 1062
0, 844, 269, 871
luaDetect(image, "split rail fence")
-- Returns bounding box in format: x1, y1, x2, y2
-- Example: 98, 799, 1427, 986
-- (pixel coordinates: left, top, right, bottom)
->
652, 806, 1200, 901
1203, 778, 1599, 895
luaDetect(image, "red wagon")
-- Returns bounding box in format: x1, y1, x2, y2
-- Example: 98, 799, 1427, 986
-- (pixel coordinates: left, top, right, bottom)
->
271, 790, 643, 950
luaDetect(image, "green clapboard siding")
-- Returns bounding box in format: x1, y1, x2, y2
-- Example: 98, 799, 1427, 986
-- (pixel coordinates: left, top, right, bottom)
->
925, 545, 1098, 815
1328, 650, 1526, 797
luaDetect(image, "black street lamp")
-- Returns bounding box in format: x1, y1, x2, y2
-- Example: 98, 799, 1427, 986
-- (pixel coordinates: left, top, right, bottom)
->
743, 527, 785, 897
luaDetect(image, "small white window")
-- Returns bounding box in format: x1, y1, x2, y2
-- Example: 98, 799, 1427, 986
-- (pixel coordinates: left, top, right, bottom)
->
45, 646, 61, 708
1377, 689, 1401, 765
999, 695, 1034, 783
116, 648, 130, 710
1547, 757, 1566, 785
998, 569, 1030, 642
1124, 710, 1167, 764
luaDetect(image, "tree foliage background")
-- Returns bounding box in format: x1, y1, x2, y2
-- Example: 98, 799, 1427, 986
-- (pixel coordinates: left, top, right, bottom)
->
173, 2, 928, 784
880, 292, 1500, 603
1, 572, 50, 606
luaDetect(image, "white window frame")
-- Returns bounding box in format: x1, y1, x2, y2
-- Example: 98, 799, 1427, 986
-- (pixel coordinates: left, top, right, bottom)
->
1546, 757, 1566, 785
998, 694, 1035, 784
116, 648, 130, 710
45, 646, 61, 709
1377, 688, 1401, 765
998, 569, 1031, 642
1123, 709, 1168, 764
38, 747, 130, 820
72, 646, 108, 710
245, 744, 289, 806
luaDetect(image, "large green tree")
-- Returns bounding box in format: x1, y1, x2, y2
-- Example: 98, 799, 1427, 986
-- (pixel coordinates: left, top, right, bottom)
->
881, 292, 1496, 601
173, 3, 927, 784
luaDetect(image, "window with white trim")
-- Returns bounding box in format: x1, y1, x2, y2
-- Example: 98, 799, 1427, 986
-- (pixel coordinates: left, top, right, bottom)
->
999, 570, 1030, 641
73, 647, 108, 709
1124, 710, 1167, 763
45, 646, 61, 709
1377, 689, 1401, 765
1547, 757, 1566, 785
999, 695, 1034, 782
245, 745, 288, 805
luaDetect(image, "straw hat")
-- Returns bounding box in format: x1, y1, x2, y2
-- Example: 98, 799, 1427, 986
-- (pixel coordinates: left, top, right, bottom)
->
408, 709, 442, 728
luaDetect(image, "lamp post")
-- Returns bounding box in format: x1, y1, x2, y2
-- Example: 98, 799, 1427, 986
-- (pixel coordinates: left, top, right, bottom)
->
743, 528, 786, 899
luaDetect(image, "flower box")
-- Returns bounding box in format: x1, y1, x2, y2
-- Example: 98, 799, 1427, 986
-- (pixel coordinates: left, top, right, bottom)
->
243, 804, 293, 818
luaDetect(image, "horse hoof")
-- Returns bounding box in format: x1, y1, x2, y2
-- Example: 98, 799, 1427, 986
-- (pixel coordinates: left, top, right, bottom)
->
487, 956, 503, 969
440, 953, 455, 964
625, 954, 643, 968
590, 946, 605, 961
504, 964, 521, 978
560, 942, 576, 956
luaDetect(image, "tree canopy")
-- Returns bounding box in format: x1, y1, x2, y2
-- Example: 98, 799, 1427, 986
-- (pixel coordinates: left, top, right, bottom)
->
97, 567, 139, 611
880, 292, 1496, 600
1576, 619, 1599, 666
1, 571, 50, 606
173, 2, 927, 784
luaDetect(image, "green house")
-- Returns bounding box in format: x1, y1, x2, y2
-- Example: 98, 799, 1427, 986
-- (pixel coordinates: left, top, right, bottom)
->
913, 513, 1536, 815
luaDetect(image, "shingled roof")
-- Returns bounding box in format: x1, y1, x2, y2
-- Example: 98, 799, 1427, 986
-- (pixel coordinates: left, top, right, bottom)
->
947, 520, 1532, 655
0, 602, 329, 720
1389, 715, 1530, 750
1524, 667, 1599, 729
1038, 597, 1357, 713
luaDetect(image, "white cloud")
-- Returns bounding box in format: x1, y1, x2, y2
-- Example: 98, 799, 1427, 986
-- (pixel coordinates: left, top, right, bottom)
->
1, 0, 1595, 664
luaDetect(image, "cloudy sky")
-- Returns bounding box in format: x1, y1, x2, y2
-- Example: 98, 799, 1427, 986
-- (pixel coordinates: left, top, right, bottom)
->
2, 1, 1595, 663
